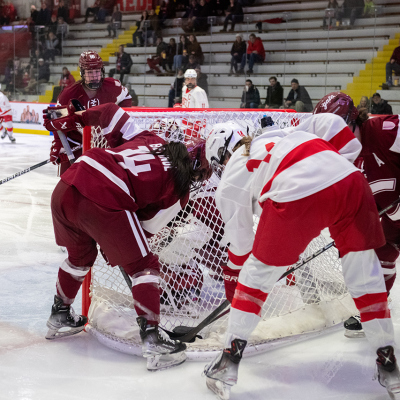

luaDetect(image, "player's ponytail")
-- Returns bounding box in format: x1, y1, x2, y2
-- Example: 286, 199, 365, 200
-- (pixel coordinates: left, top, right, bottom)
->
232, 136, 253, 157
150, 142, 194, 199
356, 107, 369, 126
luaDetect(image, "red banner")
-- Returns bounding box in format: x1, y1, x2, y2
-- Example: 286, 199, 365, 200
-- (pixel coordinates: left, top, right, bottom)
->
0, 30, 31, 74
117, 0, 152, 12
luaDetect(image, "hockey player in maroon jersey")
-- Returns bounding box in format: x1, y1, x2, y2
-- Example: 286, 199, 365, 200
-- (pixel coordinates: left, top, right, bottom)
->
49, 50, 132, 175
314, 92, 400, 341
43, 102, 212, 371
203, 107, 400, 400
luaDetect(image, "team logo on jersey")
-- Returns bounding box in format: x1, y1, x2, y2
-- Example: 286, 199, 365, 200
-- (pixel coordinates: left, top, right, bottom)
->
383, 121, 396, 130
88, 98, 100, 108
60, 122, 68, 129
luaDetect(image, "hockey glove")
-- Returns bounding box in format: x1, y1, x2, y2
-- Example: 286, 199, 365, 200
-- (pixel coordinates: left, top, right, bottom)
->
43, 99, 85, 133
222, 264, 241, 303
49, 137, 69, 165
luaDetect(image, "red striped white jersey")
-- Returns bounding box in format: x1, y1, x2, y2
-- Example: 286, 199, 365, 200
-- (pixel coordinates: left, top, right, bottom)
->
285, 113, 361, 163
0, 92, 12, 118
181, 86, 209, 108
215, 122, 359, 257
61, 131, 189, 236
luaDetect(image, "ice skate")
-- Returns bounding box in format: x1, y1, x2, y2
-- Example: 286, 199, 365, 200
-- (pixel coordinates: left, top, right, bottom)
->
137, 316, 187, 371
375, 346, 400, 399
8, 132, 15, 143
344, 314, 365, 338
45, 295, 88, 340
1, 128, 6, 139
204, 338, 247, 400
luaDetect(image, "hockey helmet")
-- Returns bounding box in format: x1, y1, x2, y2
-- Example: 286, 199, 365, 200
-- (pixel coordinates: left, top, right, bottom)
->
79, 50, 105, 90
313, 92, 359, 124
184, 69, 197, 79
205, 122, 246, 170
186, 137, 212, 190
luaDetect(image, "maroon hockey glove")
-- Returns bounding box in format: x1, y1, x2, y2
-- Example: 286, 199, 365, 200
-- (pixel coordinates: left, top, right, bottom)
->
49, 138, 69, 165
43, 99, 85, 133
222, 264, 240, 303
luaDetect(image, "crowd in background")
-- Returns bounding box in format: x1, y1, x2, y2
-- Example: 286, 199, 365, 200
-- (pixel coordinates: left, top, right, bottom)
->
0, 0, 395, 113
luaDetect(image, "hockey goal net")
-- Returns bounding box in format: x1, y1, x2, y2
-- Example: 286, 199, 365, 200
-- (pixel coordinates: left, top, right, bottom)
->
82, 108, 357, 361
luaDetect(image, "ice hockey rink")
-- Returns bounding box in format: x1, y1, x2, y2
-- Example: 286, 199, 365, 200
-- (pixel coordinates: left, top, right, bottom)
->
2, 132, 400, 400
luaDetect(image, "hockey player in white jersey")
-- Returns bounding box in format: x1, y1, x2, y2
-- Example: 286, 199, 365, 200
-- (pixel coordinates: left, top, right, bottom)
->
181, 69, 209, 108
203, 116, 400, 400
0, 86, 15, 143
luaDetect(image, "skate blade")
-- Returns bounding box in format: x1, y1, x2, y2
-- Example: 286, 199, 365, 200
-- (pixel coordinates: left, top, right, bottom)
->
45, 324, 86, 340
145, 351, 187, 371
344, 329, 365, 339
206, 377, 231, 400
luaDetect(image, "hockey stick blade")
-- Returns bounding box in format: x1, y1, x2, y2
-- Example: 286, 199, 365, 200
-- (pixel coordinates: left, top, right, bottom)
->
163, 299, 231, 343
278, 196, 400, 282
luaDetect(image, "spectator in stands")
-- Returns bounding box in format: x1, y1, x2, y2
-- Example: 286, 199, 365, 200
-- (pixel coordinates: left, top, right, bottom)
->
1, 59, 15, 95
263, 76, 283, 109
370, 93, 393, 115
184, 55, 200, 71
240, 79, 260, 108
146, 36, 168, 75
23, 58, 50, 94
337, 0, 364, 27
385, 39, 400, 87
160, 38, 176, 73
0, 0, 17, 25
57, 17, 69, 41
44, 32, 60, 63
36, 2, 51, 26
160, 0, 176, 25
357, 95, 370, 110
84, 0, 100, 23
173, 34, 189, 71
109, 45, 133, 83
57, 0, 69, 23
132, 10, 149, 47
96, 1, 110, 23
322, 0, 339, 29
59, 67, 75, 89
168, 68, 185, 107
182, 0, 200, 33
30, 4, 38, 23
220, 0, 243, 32
20, 71, 31, 91
51, 66, 76, 102
195, 66, 208, 95
229, 33, 246, 75
238, 33, 265, 75
107, 5, 122, 38
281, 78, 313, 112
193, 0, 212, 32
47, 14, 58, 35
187, 34, 204, 65
148, 8, 161, 46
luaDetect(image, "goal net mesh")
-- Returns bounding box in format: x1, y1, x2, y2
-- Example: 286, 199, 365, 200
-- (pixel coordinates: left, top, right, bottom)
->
84, 109, 357, 360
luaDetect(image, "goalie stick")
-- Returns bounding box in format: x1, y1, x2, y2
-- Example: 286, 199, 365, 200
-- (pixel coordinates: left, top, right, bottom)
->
0, 145, 82, 186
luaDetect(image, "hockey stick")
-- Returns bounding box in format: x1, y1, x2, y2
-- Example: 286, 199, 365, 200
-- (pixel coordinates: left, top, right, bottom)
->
57, 131, 76, 165
278, 196, 400, 282
0, 145, 82, 186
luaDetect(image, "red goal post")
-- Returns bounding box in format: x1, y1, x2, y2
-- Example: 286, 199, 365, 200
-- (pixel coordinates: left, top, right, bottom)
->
81, 107, 357, 360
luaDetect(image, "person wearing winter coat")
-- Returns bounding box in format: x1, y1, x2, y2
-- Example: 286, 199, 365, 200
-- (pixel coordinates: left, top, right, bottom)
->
240, 79, 260, 108
238, 34, 265, 74
371, 93, 393, 115
263, 76, 283, 109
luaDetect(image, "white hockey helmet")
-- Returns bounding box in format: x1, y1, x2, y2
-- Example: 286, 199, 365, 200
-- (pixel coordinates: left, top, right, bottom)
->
206, 122, 246, 170
184, 69, 197, 79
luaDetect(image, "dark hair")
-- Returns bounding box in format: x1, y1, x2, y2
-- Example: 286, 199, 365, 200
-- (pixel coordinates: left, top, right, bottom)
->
149, 142, 195, 199
246, 79, 253, 84
356, 107, 369, 126
291, 78, 299, 84
249, 33, 256, 38
372, 93, 381, 98
269, 76, 277, 81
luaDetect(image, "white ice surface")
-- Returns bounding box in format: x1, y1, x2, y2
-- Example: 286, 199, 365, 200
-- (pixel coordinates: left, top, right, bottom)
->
1, 133, 400, 400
